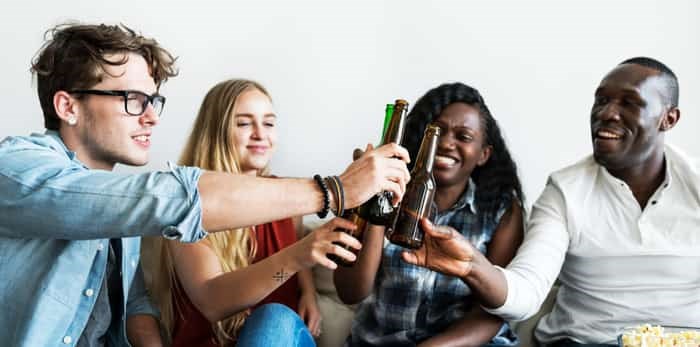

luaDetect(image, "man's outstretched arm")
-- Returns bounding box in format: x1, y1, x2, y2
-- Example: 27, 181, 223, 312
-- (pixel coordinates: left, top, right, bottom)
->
402, 181, 569, 321
198, 142, 411, 231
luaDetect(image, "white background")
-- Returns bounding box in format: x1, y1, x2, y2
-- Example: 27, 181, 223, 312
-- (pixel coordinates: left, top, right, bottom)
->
1, 0, 698, 207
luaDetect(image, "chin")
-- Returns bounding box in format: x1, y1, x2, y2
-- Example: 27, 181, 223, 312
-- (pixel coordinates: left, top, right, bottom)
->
435, 173, 459, 187
593, 152, 624, 171
250, 160, 270, 171
120, 155, 149, 167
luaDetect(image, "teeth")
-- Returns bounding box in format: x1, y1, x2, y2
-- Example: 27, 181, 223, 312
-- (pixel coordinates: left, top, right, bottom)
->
133, 135, 149, 142
597, 130, 621, 139
435, 155, 456, 165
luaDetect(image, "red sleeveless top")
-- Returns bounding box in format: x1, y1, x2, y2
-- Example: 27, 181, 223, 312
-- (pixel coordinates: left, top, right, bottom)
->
171, 218, 300, 347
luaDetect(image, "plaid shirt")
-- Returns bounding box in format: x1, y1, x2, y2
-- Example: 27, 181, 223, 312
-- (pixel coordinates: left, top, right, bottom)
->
347, 180, 518, 347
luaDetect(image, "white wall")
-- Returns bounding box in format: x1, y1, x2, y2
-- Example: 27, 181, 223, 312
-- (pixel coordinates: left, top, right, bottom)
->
1, 0, 698, 206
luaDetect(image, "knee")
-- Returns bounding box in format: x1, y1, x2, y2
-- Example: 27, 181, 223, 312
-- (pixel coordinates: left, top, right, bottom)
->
239, 303, 314, 347
250, 303, 302, 329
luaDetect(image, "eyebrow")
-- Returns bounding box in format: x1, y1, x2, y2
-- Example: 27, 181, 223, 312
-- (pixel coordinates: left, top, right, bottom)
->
433, 121, 476, 132
595, 85, 641, 96
234, 113, 277, 118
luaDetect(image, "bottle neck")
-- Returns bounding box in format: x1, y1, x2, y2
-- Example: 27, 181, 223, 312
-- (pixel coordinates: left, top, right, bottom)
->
413, 129, 440, 174
382, 102, 407, 145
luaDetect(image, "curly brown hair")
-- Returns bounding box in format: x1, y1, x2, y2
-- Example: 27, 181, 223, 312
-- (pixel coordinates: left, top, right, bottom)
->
30, 22, 179, 130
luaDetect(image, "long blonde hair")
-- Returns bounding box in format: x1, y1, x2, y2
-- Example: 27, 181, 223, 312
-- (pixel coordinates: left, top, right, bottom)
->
144, 79, 272, 346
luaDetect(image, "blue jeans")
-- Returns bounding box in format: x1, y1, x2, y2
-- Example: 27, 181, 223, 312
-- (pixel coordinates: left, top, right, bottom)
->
237, 303, 315, 347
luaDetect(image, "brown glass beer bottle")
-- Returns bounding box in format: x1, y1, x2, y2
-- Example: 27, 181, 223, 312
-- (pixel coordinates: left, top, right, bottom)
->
388, 124, 441, 249
327, 209, 368, 266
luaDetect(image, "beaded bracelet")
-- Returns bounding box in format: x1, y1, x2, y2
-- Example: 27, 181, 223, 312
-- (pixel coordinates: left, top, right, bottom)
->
313, 174, 330, 218
324, 176, 338, 215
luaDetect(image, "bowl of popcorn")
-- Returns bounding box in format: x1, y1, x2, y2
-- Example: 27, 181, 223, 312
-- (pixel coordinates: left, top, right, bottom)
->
619, 324, 700, 347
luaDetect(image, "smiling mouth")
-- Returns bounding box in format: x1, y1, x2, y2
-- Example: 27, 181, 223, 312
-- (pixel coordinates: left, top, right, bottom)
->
247, 146, 268, 154
132, 134, 151, 147
435, 155, 458, 167
595, 129, 623, 140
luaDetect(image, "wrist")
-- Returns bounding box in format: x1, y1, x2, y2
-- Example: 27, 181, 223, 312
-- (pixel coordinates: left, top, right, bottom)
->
301, 290, 316, 299
325, 176, 344, 217
282, 244, 306, 274
461, 253, 489, 285
312, 175, 331, 218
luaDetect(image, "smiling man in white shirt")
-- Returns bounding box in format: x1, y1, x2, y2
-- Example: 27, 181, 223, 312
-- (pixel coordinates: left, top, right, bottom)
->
401, 57, 700, 347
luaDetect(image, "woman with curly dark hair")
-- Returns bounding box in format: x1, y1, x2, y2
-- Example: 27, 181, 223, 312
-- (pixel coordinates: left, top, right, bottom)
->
335, 82, 524, 346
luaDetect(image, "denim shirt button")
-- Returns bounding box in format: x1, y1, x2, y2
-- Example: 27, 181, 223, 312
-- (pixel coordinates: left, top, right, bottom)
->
84, 288, 94, 297
97, 243, 104, 251
162, 226, 183, 240
63, 335, 72, 344
131, 259, 137, 268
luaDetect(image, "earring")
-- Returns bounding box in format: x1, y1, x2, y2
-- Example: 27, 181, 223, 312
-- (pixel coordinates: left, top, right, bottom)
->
67, 116, 77, 126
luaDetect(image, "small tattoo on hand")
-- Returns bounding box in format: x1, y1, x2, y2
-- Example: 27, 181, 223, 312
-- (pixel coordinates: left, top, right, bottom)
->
273, 268, 290, 282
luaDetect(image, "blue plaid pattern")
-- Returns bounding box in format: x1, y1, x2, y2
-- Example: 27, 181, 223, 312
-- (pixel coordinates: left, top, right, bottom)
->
347, 180, 518, 346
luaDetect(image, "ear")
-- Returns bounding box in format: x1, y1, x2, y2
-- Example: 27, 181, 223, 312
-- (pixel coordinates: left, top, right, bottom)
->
53, 91, 80, 125
659, 106, 680, 132
477, 145, 493, 167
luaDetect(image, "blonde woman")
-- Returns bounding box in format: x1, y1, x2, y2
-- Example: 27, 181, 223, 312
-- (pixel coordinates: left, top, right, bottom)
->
144, 79, 361, 347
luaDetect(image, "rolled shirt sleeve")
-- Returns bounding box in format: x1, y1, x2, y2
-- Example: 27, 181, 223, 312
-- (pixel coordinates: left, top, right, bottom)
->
0, 135, 207, 242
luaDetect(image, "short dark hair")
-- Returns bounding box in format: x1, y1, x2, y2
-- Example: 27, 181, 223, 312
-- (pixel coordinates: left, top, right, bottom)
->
403, 82, 524, 221
619, 57, 679, 107
30, 23, 179, 130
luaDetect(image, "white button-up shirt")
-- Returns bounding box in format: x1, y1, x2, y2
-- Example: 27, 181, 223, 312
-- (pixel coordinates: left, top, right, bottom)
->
487, 144, 700, 344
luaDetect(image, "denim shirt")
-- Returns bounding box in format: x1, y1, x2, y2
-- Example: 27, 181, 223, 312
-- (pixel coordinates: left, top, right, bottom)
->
0, 131, 207, 347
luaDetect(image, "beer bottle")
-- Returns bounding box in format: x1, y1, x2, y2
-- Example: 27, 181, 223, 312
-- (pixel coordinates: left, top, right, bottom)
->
381, 103, 394, 142
357, 99, 409, 226
328, 104, 394, 266
327, 209, 368, 267
388, 124, 441, 249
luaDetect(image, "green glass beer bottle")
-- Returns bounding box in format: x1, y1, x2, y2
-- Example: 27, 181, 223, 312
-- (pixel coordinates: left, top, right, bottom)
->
328, 102, 398, 266
357, 99, 409, 227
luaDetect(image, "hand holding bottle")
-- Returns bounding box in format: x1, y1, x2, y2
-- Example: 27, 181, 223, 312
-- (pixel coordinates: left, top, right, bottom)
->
400, 218, 479, 279
339, 143, 410, 208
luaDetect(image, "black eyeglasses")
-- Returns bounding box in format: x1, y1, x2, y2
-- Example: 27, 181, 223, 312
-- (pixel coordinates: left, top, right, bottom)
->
69, 89, 166, 117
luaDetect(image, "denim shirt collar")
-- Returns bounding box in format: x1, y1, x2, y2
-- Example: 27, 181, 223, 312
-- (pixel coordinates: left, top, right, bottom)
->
41, 130, 88, 168
441, 177, 478, 215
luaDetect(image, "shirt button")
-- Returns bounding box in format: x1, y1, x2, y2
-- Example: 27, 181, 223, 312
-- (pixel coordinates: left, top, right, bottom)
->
63, 335, 72, 344
85, 288, 94, 297
97, 243, 104, 251
131, 259, 137, 268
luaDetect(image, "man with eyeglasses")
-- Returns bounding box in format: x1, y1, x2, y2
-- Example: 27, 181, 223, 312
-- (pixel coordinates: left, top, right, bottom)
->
0, 23, 411, 347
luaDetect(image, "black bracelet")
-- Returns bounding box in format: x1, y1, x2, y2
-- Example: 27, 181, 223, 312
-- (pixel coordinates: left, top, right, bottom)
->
332, 175, 345, 217
313, 174, 330, 219
324, 176, 339, 216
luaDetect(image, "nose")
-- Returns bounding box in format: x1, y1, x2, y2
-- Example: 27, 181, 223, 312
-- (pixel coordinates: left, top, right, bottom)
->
595, 102, 621, 122
139, 103, 160, 127
437, 132, 455, 151
251, 123, 264, 140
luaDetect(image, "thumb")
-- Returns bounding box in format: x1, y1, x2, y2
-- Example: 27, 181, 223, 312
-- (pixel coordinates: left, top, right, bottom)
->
353, 148, 364, 160
420, 218, 453, 240
401, 250, 420, 265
